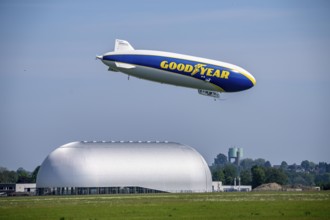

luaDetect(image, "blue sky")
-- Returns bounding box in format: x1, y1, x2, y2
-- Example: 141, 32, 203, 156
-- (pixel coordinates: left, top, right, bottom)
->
1, 0, 329, 171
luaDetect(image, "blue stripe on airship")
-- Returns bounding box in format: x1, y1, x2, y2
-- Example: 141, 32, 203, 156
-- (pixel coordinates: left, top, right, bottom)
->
103, 54, 254, 92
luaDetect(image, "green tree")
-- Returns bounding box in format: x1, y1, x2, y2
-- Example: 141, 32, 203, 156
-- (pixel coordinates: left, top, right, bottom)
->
240, 158, 254, 170
315, 173, 330, 188
327, 163, 330, 173
318, 162, 330, 173
0, 167, 18, 183
254, 158, 266, 167
16, 167, 32, 183
210, 166, 225, 182
31, 166, 40, 182
213, 153, 227, 166
240, 169, 252, 185
265, 167, 288, 185
223, 164, 237, 185
309, 161, 316, 171
280, 161, 288, 170
264, 161, 272, 168
251, 165, 265, 188
286, 170, 316, 186
301, 160, 310, 171
301, 173, 315, 186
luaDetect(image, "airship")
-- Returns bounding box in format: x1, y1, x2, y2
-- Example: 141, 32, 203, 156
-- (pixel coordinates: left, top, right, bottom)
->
97, 39, 256, 98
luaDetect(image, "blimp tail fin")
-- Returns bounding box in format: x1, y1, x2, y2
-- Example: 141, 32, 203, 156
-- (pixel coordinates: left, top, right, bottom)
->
114, 39, 134, 51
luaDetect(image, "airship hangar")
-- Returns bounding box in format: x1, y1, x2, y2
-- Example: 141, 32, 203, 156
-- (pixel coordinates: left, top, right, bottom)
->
36, 141, 212, 195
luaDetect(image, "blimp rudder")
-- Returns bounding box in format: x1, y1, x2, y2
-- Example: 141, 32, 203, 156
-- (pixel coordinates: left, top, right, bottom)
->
36, 141, 212, 195
114, 39, 134, 51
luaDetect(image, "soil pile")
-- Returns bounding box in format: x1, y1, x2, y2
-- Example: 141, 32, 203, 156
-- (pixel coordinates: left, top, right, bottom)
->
253, 183, 282, 191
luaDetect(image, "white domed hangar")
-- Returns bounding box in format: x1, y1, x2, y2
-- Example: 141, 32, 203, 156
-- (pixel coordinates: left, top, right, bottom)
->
36, 141, 212, 195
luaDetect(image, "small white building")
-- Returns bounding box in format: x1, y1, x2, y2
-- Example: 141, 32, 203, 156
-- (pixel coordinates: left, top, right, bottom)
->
212, 181, 251, 192
0, 183, 36, 195
15, 183, 36, 193
212, 181, 223, 192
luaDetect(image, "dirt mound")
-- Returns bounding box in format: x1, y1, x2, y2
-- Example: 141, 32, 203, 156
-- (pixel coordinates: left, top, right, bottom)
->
253, 183, 282, 191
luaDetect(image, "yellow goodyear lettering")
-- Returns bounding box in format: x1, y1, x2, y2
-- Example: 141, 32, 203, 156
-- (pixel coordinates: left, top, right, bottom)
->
159, 60, 230, 79
169, 62, 177, 70
213, 69, 221, 78
221, 70, 230, 79
184, 64, 193, 72
206, 68, 214, 76
177, 63, 185, 71
160, 60, 169, 69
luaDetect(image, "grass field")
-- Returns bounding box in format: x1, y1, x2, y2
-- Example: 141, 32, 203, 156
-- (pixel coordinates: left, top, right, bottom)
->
1, 191, 329, 220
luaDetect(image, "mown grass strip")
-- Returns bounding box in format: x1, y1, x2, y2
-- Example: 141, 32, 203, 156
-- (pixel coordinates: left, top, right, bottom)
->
0, 191, 329, 220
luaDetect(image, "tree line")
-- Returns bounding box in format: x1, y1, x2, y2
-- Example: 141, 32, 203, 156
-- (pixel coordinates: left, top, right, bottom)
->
1, 154, 330, 190
210, 153, 330, 189
0, 166, 40, 184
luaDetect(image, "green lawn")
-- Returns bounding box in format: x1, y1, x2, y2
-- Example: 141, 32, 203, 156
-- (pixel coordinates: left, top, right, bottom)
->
1, 191, 329, 220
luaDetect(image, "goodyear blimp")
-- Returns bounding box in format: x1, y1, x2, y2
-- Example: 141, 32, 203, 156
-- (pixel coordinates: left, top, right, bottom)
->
97, 39, 256, 98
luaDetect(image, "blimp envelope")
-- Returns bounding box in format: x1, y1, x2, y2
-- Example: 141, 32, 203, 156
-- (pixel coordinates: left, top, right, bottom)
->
97, 39, 256, 98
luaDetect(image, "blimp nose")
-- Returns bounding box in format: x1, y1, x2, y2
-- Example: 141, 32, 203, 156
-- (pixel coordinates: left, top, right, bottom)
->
96, 55, 103, 60
241, 70, 256, 89
249, 74, 256, 87
233, 71, 256, 92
